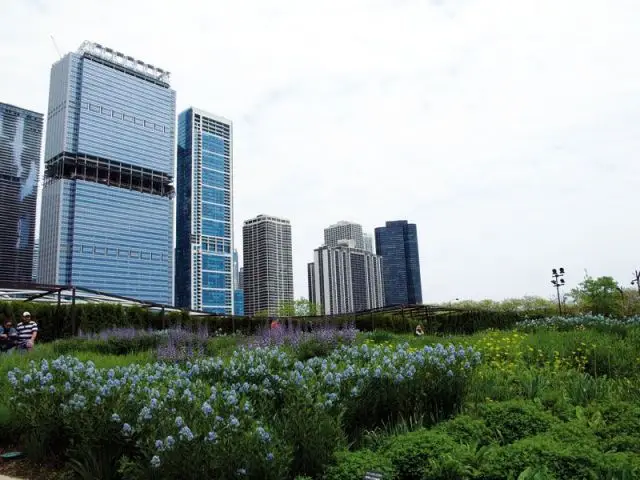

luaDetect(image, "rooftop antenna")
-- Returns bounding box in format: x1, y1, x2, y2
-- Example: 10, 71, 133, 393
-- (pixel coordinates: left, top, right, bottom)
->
50, 35, 62, 59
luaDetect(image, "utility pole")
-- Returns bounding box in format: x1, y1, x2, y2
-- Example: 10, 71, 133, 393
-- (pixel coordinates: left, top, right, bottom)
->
551, 268, 566, 314
632, 269, 640, 295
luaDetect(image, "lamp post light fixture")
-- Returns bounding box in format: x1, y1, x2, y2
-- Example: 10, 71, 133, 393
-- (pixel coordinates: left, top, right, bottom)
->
551, 268, 566, 314
632, 269, 640, 294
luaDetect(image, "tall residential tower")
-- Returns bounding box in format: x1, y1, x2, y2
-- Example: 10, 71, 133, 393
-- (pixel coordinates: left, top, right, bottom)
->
175, 108, 234, 314
0, 103, 43, 284
308, 240, 384, 315
242, 215, 293, 316
38, 42, 175, 304
374, 220, 423, 306
324, 221, 364, 250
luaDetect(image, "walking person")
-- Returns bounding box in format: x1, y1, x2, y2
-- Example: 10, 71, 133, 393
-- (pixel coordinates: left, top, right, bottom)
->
16, 311, 38, 351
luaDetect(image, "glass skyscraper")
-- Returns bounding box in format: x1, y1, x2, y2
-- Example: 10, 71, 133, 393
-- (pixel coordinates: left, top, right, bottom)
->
38, 42, 175, 304
174, 108, 234, 314
0, 103, 43, 284
374, 220, 423, 306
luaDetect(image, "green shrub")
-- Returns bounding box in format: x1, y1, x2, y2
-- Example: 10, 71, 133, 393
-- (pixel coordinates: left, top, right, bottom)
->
434, 415, 494, 446
272, 393, 345, 478
325, 449, 395, 480
381, 429, 458, 480
295, 338, 333, 361
480, 435, 602, 479
475, 400, 558, 445
589, 402, 640, 453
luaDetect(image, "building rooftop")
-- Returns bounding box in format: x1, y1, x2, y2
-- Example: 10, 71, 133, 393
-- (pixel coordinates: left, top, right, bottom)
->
77, 41, 171, 85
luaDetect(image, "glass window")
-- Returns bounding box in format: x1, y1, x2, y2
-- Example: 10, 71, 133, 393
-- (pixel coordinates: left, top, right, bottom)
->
202, 219, 228, 237
202, 187, 226, 204
202, 203, 229, 221
202, 133, 225, 155
202, 254, 229, 271
203, 289, 230, 306
202, 168, 227, 188
202, 151, 226, 172
203, 271, 230, 289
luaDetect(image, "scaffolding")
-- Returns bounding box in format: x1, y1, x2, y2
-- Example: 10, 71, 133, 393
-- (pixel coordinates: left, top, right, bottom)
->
44, 152, 174, 197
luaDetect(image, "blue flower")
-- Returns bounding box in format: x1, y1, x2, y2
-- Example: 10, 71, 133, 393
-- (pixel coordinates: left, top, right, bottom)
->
202, 402, 213, 416
179, 426, 194, 441
150, 455, 161, 468
155, 439, 165, 451
206, 431, 217, 442
256, 427, 271, 443
228, 415, 240, 428
121, 423, 132, 435
175, 416, 184, 428
266, 452, 274, 461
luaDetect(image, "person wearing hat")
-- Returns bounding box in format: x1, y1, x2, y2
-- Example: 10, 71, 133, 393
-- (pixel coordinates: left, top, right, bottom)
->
16, 311, 38, 350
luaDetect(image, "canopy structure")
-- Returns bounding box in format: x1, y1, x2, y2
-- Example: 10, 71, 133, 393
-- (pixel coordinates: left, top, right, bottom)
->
0, 282, 208, 315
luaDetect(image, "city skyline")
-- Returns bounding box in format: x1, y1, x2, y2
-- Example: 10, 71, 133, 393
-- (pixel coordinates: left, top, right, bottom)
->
1, 0, 639, 302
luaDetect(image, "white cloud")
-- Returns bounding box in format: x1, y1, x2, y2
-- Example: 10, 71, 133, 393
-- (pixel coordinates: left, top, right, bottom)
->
2, 0, 639, 302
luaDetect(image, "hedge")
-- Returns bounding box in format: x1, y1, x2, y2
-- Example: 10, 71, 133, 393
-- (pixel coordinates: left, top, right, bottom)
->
0, 301, 529, 342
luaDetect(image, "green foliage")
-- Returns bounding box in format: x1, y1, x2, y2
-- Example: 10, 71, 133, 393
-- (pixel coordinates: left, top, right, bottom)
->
324, 449, 395, 480
380, 429, 458, 479
278, 298, 319, 317
480, 435, 604, 479
434, 414, 494, 446
475, 400, 558, 445
272, 393, 344, 478
569, 275, 624, 317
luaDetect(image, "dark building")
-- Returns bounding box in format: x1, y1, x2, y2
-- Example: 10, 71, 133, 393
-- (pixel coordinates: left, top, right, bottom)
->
374, 220, 422, 306
0, 103, 43, 284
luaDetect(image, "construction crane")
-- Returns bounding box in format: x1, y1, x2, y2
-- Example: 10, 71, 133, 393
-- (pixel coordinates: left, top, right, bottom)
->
50, 35, 62, 59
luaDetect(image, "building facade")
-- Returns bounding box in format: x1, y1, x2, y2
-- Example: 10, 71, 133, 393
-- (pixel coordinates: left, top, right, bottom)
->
175, 108, 234, 314
0, 103, 43, 284
308, 241, 384, 315
363, 233, 374, 253
324, 221, 364, 250
374, 220, 423, 306
38, 42, 175, 304
242, 215, 293, 316
234, 289, 244, 316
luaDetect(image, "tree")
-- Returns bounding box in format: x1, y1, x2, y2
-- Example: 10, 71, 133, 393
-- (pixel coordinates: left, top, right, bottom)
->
568, 275, 623, 317
277, 298, 319, 317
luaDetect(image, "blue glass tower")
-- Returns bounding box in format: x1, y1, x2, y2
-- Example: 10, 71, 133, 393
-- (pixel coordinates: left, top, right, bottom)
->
175, 108, 234, 314
374, 220, 423, 306
38, 42, 175, 304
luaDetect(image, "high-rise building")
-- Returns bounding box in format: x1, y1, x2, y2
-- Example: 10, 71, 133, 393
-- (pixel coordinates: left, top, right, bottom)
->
233, 249, 239, 289
0, 103, 43, 285
38, 42, 175, 304
234, 289, 244, 316
242, 214, 293, 316
374, 220, 423, 306
308, 240, 384, 314
324, 221, 364, 250
174, 108, 234, 314
238, 266, 244, 290
32, 240, 39, 282
363, 233, 374, 253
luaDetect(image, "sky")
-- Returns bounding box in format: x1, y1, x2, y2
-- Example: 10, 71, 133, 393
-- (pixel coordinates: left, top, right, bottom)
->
1, 0, 639, 303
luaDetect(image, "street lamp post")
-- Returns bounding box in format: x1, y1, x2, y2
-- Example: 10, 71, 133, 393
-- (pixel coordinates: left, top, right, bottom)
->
632, 269, 640, 294
551, 268, 566, 314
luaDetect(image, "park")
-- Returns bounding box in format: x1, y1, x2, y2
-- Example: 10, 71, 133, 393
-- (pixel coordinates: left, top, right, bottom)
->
1, 274, 640, 479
